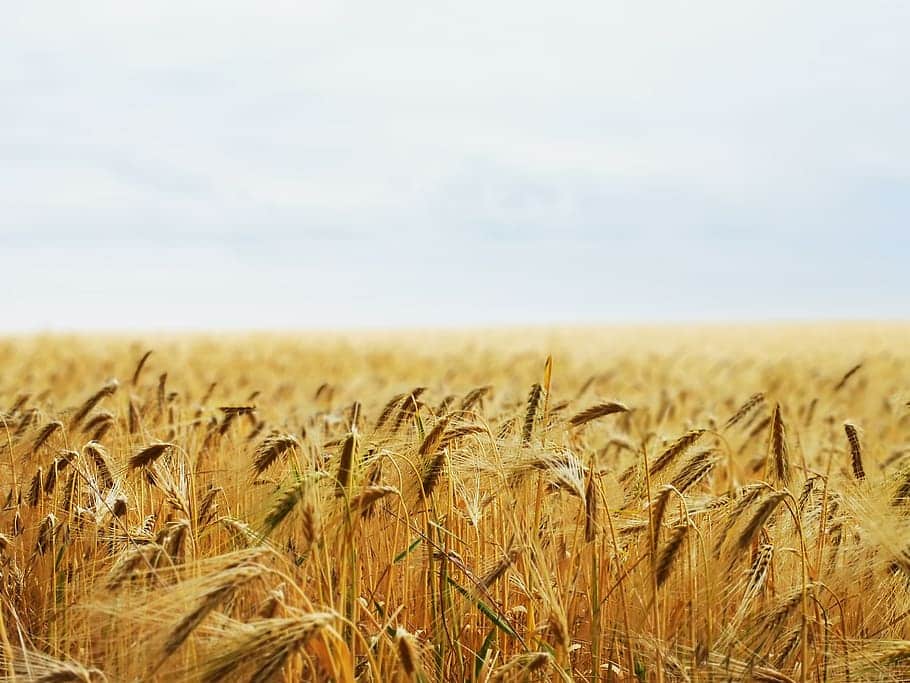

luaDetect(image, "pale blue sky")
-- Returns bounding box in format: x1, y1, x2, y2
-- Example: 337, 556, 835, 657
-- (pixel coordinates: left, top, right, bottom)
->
2, 2, 908, 330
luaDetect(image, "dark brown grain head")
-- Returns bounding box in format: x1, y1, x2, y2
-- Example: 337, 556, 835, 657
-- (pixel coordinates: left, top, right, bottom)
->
251, 433, 299, 477
670, 448, 718, 494
128, 397, 141, 434
374, 392, 406, 431
650, 429, 706, 478
131, 349, 153, 386
420, 450, 447, 500
128, 442, 173, 470
656, 524, 689, 587
84, 441, 114, 489
724, 392, 766, 430
392, 390, 425, 433
479, 545, 521, 590
27, 466, 43, 507
568, 401, 629, 428
460, 385, 492, 412
522, 383, 543, 444
264, 484, 303, 532
112, 496, 128, 518
335, 432, 358, 498
196, 486, 223, 525
650, 485, 674, 550
69, 379, 119, 429
36, 513, 57, 555
395, 628, 420, 675
349, 485, 398, 515
737, 492, 787, 552
745, 542, 774, 597
766, 404, 790, 487
156, 373, 167, 413
218, 405, 256, 416
32, 420, 63, 454
844, 422, 865, 480
834, 361, 863, 392
418, 416, 451, 456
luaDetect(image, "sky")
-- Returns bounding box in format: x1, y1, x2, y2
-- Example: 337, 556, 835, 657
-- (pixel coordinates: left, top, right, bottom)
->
2, 1, 908, 330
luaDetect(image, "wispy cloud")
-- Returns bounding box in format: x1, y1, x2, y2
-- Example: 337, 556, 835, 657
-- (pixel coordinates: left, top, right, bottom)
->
2, 1, 908, 328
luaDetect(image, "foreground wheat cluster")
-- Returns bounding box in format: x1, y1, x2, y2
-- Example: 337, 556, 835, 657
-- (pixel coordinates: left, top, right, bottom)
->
1, 327, 909, 682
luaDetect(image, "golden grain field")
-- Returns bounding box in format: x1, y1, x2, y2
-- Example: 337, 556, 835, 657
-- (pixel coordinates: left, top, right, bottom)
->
2, 325, 910, 682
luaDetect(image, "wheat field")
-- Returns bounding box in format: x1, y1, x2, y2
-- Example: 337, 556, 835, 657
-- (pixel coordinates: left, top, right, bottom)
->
1, 325, 909, 682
